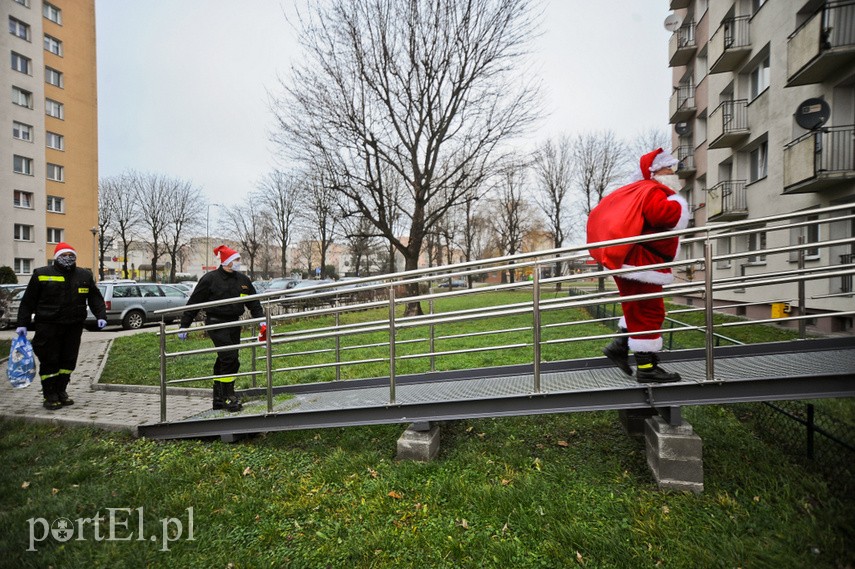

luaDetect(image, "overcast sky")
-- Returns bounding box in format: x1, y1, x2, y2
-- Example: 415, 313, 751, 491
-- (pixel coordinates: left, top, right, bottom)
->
96, 1, 673, 216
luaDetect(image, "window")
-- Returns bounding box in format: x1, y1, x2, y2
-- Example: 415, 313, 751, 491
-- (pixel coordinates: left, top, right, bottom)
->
750, 57, 770, 99
14, 224, 33, 241
749, 141, 768, 182
14, 190, 34, 208
12, 121, 33, 141
11, 51, 31, 74
46, 131, 64, 150
44, 34, 62, 56
14, 0, 30, 6
14, 259, 33, 275
46, 195, 64, 213
13, 155, 33, 175
9, 16, 30, 40
43, 3, 61, 24
716, 235, 732, 269
13, 86, 33, 108
45, 66, 63, 87
747, 231, 767, 264
46, 163, 64, 182
46, 98, 64, 119
790, 214, 821, 261
47, 227, 63, 243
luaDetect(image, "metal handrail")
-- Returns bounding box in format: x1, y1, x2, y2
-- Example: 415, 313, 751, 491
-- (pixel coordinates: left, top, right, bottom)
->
151, 204, 855, 422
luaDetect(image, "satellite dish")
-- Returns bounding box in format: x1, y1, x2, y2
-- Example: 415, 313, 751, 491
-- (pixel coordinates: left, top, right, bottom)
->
664, 13, 682, 32
794, 98, 830, 130
675, 122, 692, 135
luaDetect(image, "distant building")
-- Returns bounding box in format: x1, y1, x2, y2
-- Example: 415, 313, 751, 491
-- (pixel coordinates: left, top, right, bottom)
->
2, 0, 99, 278
668, 0, 854, 333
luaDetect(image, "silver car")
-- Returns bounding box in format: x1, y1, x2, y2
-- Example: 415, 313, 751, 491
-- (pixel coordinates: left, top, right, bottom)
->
86, 282, 189, 330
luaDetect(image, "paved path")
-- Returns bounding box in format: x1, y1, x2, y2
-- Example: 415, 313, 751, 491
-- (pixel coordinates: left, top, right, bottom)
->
0, 327, 210, 435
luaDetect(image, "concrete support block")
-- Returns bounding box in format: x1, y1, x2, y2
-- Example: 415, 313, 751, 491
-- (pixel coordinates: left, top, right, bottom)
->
396, 423, 440, 461
619, 408, 658, 438
644, 416, 703, 493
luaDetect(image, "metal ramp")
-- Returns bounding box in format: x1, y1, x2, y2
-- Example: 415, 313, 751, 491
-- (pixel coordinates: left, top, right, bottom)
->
138, 337, 855, 440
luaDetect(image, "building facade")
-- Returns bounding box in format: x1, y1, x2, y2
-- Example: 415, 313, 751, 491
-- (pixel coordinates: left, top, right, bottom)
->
2, 0, 98, 279
668, 0, 854, 333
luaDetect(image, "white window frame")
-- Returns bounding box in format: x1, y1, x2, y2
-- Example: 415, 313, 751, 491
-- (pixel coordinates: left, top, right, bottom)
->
43, 3, 61, 24
13, 155, 33, 175
47, 163, 64, 182
46, 98, 64, 119
14, 258, 33, 275
46, 131, 64, 150
11, 51, 31, 74
749, 141, 768, 183
750, 57, 770, 100
12, 120, 33, 141
716, 235, 732, 269
13, 86, 33, 108
747, 231, 767, 264
9, 16, 30, 40
44, 34, 62, 56
46, 227, 63, 243
45, 66, 63, 87
46, 195, 64, 213
14, 0, 30, 7
14, 223, 34, 241
14, 190, 34, 208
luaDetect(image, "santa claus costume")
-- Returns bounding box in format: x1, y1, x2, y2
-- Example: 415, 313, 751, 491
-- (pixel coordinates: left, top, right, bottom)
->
587, 149, 690, 383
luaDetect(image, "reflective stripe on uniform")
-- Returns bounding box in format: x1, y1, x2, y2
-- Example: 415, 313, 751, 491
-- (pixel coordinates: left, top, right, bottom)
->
78, 288, 89, 293
213, 377, 236, 383
38, 275, 65, 282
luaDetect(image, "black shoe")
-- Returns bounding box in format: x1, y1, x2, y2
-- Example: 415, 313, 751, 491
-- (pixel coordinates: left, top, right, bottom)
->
42, 378, 62, 410
57, 391, 75, 406
603, 340, 632, 376
56, 375, 74, 406
635, 352, 681, 383
212, 381, 226, 410
221, 381, 243, 412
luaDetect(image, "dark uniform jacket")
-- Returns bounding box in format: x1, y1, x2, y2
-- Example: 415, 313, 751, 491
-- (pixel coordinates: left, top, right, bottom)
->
17, 264, 107, 326
179, 267, 263, 328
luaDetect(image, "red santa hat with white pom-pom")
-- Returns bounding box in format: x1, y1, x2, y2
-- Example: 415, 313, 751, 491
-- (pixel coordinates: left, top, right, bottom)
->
53, 242, 77, 259
213, 244, 240, 266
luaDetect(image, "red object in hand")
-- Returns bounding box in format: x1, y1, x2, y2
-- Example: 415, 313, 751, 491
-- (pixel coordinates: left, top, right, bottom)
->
258, 324, 268, 342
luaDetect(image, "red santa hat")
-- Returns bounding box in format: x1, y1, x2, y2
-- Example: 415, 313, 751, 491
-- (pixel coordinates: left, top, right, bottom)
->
639, 148, 679, 180
213, 244, 240, 266
53, 242, 77, 259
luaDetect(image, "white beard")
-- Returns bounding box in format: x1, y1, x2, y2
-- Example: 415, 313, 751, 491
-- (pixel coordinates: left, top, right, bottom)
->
653, 174, 682, 192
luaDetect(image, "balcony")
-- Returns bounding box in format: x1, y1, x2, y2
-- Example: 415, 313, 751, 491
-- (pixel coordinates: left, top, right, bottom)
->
674, 145, 696, 179
708, 100, 750, 149
669, 22, 697, 67
669, 85, 696, 123
787, 2, 855, 86
709, 16, 751, 73
670, 0, 690, 9
706, 181, 748, 221
783, 125, 855, 194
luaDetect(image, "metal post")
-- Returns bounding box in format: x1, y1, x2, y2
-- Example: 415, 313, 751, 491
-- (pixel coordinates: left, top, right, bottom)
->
159, 320, 167, 422
704, 239, 715, 382
335, 310, 341, 381
429, 299, 436, 372
798, 236, 806, 339
532, 263, 542, 393
265, 307, 274, 413
388, 286, 396, 404
250, 324, 258, 388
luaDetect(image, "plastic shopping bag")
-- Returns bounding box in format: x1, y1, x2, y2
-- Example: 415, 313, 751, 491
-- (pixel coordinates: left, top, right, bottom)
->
6, 332, 35, 389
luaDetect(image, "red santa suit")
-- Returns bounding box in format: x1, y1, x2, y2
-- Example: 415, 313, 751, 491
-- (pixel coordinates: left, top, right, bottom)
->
587, 149, 689, 353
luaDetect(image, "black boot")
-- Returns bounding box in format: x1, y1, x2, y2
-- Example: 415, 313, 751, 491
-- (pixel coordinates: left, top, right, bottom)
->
635, 352, 681, 383
602, 327, 632, 376
221, 381, 243, 412
42, 378, 62, 411
56, 374, 74, 406
212, 381, 225, 410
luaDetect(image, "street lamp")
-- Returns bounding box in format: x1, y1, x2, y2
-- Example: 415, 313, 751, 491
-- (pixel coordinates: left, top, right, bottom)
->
205, 203, 221, 271
89, 226, 98, 281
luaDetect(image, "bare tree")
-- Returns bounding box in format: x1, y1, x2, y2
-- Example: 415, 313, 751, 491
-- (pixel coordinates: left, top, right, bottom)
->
97, 178, 117, 280
573, 130, 627, 217
341, 215, 383, 276
627, 127, 671, 168
304, 171, 341, 279
256, 170, 303, 278
162, 179, 205, 283
489, 161, 534, 283
102, 172, 140, 279
532, 135, 574, 284
273, 0, 542, 313
133, 172, 173, 281
220, 202, 264, 279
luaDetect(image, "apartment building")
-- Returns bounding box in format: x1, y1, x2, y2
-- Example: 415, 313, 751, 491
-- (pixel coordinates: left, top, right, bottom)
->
667, 0, 854, 333
2, 0, 98, 278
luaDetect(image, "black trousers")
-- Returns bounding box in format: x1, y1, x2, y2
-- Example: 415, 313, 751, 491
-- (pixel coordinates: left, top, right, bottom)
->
208, 324, 241, 382
32, 322, 84, 379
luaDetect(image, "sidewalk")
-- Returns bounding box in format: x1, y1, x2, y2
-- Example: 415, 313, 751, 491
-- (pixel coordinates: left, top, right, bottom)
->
0, 329, 210, 436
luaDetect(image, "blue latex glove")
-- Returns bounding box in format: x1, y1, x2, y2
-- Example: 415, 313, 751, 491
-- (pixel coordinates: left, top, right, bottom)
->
15, 327, 27, 336
97, 319, 107, 329
177, 329, 188, 341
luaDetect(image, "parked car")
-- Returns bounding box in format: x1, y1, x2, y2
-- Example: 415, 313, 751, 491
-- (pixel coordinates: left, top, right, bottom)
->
170, 282, 195, 294
86, 282, 190, 330
2, 288, 27, 329
266, 278, 297, 292
437, 279, 467, 289
252, 280, 271, 293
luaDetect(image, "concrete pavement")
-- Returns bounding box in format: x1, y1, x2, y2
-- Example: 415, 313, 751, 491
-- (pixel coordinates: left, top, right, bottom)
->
0, 326, 210, 435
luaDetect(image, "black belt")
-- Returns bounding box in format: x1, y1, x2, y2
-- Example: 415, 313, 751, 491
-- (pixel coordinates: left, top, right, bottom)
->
639, 242, 674, 263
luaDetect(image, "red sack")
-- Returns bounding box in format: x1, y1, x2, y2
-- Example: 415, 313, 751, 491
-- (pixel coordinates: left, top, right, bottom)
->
586, 181, 653, 270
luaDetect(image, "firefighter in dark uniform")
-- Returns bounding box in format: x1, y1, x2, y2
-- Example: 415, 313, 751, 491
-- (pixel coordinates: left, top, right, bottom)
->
178, 245, 263, 411
15, 242, 107, 410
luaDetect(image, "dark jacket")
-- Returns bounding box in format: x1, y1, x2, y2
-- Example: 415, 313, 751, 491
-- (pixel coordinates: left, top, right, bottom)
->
179, 267, 263, 328
17, 264, 107, 326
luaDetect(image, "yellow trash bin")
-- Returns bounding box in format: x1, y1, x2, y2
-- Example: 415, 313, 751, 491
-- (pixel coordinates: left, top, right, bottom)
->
771, 303, 790, 318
